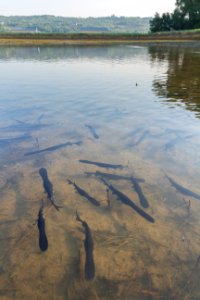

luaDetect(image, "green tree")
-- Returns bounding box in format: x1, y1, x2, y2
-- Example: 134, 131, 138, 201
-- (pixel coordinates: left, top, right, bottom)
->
150, 12, 172, 32
162, 13, 172, 31
171, 8, 186, 30
150, 0, 200, 32
176, 0, 200, 28
150, 13, 163, 32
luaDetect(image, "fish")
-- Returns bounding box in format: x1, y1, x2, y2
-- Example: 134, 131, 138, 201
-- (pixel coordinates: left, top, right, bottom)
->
0, 134, 31, 146
101, 178, 155, 223
106, 188, 111, 208
85, 124, 99, 139
79, 160, 125, 169
37, 114, 45, 124
13, 119, 27, 124
25, 141, 82, 156
85, 171, 145, 183
76, 211, 95, 281
166, 174, 200, 200
130, 130, 149, 147
0, 122, 49, 133
68, 180, 100, 207
164, 133, 197, 151
39, 168, 61, 211
37, 205, 48, 251
195, 255, 200, 268
164, 136, 181, 151
131, 178, 149, 208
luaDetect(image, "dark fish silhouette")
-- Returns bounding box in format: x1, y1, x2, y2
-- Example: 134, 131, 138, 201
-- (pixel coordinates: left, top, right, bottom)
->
164, 133, 197, 151
39, 168, 61, 211
101, 178, 155, 223
85, 171, 144, 183
131, 179, 149, 208
164, 136, 180, 151
37, 114, 45, 124
0, 122, 49, 133
76, 211, 95, 281
25, 141, 82, 156
131, 130, 149, 147
166, 174, 200, 200
13, 119, 27, 124
0, 134, 31, 146
37, 206, 48, 251
85, 124, 99, 139
79, 160, 125, 169
68, 180, 100, 207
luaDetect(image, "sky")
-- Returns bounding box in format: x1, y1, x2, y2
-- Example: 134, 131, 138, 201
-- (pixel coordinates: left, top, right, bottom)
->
0, 0, 176, 18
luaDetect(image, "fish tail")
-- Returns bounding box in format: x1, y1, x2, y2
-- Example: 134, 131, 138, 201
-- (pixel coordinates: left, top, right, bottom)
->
67, 179, 74, 185
100, 177, 107, 185
38, 200, 45, 216
53, 203, 62, 211
100, 178, 110, 190
76, 210, 81, 221
50, 196, 62, 211
76, 210, 84, 224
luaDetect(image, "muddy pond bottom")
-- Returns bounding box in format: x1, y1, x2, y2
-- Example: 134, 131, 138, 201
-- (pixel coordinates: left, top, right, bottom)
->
0, 45, 200, 299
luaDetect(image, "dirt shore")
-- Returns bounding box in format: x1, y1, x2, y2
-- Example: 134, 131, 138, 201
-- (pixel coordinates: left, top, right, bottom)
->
0, 32, 200, 46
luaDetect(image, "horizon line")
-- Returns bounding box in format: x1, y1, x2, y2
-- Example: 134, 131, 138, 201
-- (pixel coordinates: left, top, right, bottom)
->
0, 14, 153, 18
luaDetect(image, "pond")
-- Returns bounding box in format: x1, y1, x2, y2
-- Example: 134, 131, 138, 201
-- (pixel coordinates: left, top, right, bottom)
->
0, 44, 200, 299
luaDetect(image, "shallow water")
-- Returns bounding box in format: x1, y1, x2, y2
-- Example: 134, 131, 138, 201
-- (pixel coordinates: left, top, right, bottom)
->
1, 45, 200, 299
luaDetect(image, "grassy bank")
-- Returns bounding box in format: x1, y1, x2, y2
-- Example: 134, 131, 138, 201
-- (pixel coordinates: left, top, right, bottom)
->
0, 31, 200, 45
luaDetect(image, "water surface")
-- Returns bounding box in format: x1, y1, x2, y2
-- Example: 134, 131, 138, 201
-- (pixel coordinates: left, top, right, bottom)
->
1, 45, 200, 299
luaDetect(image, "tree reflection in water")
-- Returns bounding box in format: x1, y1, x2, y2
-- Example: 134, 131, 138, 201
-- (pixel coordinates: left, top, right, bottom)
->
149, 45, 200, 117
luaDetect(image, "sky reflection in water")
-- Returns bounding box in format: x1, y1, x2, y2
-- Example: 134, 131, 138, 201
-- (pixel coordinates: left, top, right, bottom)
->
0, 45, 200, 299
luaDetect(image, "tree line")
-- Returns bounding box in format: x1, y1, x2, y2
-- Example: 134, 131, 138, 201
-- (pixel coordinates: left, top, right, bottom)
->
0, 15, 150, 33
150, 0, 200, 32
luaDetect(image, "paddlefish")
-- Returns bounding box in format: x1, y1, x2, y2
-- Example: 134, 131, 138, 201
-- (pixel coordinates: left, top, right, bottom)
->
79, 160, 125, 169
101, 178, 155, 223
25, 141, 82, 156
166, 174, 200, 201
68, 180, 100, 207
85, 171, 145, 183
85, 124, 99, 139
76, 211, 95, 281
131, 179, 149, 208
37, 205, 48, 251
39, 168, 61, 211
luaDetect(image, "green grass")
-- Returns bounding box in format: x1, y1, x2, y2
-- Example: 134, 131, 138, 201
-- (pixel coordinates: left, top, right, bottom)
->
0, 31, 200, 46
0, 30, 199, 38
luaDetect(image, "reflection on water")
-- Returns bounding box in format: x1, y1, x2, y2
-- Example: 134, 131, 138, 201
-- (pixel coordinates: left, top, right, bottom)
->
150, 46, 200, 117
1, 45, 200, 299
0, 45, 146, 62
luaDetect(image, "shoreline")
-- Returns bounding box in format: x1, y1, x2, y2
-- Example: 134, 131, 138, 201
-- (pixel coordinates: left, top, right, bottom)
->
0, 39, 200, 47
0, 32, 200, 46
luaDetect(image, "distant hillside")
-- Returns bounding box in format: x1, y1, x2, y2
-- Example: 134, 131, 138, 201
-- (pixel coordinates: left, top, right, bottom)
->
0, 15, 151, 33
